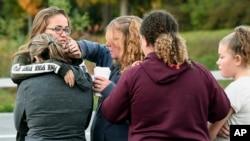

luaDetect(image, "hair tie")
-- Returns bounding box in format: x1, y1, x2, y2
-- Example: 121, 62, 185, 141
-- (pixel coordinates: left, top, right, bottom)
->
48, 41, 54, 46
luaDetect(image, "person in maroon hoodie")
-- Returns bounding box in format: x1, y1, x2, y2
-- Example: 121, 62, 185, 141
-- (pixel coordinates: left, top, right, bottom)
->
101, 10, 231, 141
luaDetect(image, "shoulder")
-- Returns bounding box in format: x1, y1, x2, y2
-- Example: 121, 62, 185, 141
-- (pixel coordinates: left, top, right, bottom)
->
122, 64, 143, 79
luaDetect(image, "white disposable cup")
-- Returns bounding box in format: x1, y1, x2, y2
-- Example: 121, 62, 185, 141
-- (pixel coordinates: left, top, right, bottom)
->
93, 67, 111, 97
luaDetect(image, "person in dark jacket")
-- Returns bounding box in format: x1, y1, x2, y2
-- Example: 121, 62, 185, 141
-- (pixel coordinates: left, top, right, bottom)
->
14, 33, 93, 141
11, 6, 83, 85
101, 10, 231, 141
77, 16, 144, 141
11, 7, 89, 140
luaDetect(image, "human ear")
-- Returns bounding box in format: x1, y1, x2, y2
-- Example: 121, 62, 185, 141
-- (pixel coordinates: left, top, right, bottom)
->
33, 56, 43, 63
234, 55, 242, 66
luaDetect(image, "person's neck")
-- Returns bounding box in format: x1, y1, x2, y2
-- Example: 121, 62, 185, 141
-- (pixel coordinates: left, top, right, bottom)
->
144, 48, 155, 57
234, 68, 250, 80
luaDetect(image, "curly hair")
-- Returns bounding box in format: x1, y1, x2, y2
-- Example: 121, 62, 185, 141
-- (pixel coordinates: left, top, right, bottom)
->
105, 16, 145, 74
29, 33, 71, 64
140, 10, 189, 68
154, 34, 188, 68
219, 25, 250, 67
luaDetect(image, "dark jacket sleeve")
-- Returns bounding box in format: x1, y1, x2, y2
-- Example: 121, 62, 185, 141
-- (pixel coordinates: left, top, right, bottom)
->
102, 82, 116, 98
78, 40, 113, 67
60, 63, 93, 91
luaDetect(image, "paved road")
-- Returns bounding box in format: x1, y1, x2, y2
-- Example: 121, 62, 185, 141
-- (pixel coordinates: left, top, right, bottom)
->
0, 113, 15, 141
0, 112, 94, 141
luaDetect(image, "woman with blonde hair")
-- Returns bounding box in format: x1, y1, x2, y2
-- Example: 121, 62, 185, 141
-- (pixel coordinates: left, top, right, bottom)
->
77, 15, 144, 141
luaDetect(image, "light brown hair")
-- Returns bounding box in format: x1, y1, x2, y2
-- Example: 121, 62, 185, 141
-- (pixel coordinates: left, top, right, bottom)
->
13, 6, 69, 58
219, 25, 250, 67
29, 33, 71, 63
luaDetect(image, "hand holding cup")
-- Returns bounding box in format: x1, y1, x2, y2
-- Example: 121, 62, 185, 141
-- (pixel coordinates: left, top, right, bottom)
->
93, 67, 111, 97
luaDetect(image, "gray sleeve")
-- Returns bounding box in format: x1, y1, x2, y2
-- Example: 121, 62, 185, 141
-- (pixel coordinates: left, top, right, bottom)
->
14, 92, 28, 140
69, 65, 93, 91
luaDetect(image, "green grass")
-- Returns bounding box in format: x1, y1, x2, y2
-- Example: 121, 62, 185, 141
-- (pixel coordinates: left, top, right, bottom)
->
182, 29, 232, 70
0, 29, 235, 112
217, 80, 233, 89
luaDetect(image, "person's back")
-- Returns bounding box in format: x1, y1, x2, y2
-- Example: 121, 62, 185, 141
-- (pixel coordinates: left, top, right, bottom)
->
14, 33, 93, 141
104, 55, 229, 141
15, 73, 93, 141
101, 10, 231, 141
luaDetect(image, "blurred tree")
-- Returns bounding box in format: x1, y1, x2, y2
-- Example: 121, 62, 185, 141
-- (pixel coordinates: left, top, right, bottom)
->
0, 0, 249, 39
205, 0, 250, 29
0, 0, 26, 39
17, 0, 43, 16
48, 0, 70, 13
120, 0, 128, 16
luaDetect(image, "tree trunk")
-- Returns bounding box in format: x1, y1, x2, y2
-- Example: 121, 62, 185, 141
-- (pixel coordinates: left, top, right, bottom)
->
102, 4, 112, 28
120, 0, 128, 16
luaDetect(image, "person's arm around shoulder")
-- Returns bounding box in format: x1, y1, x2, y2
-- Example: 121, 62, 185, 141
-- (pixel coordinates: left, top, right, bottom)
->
66, 64, 93, 91
11, 54, 70, 85
11, 54, 61, 83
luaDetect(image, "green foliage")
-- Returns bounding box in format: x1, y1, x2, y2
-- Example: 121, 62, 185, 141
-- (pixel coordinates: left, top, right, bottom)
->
161, 0, 250, 30
0, 88, 16, 112
71, 10, 90, 33
47, 0, 91, 39
48, 0, 70, 13
0, 0, 26, 39
0, 0, 24, 18
0, 18, 26, 39
1, 0, 249, 37
204, 1, 250, 29
0, 38, 26, 77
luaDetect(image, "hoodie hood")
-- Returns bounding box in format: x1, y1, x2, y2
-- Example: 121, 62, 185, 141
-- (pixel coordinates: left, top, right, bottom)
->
140, 52, 191, 84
